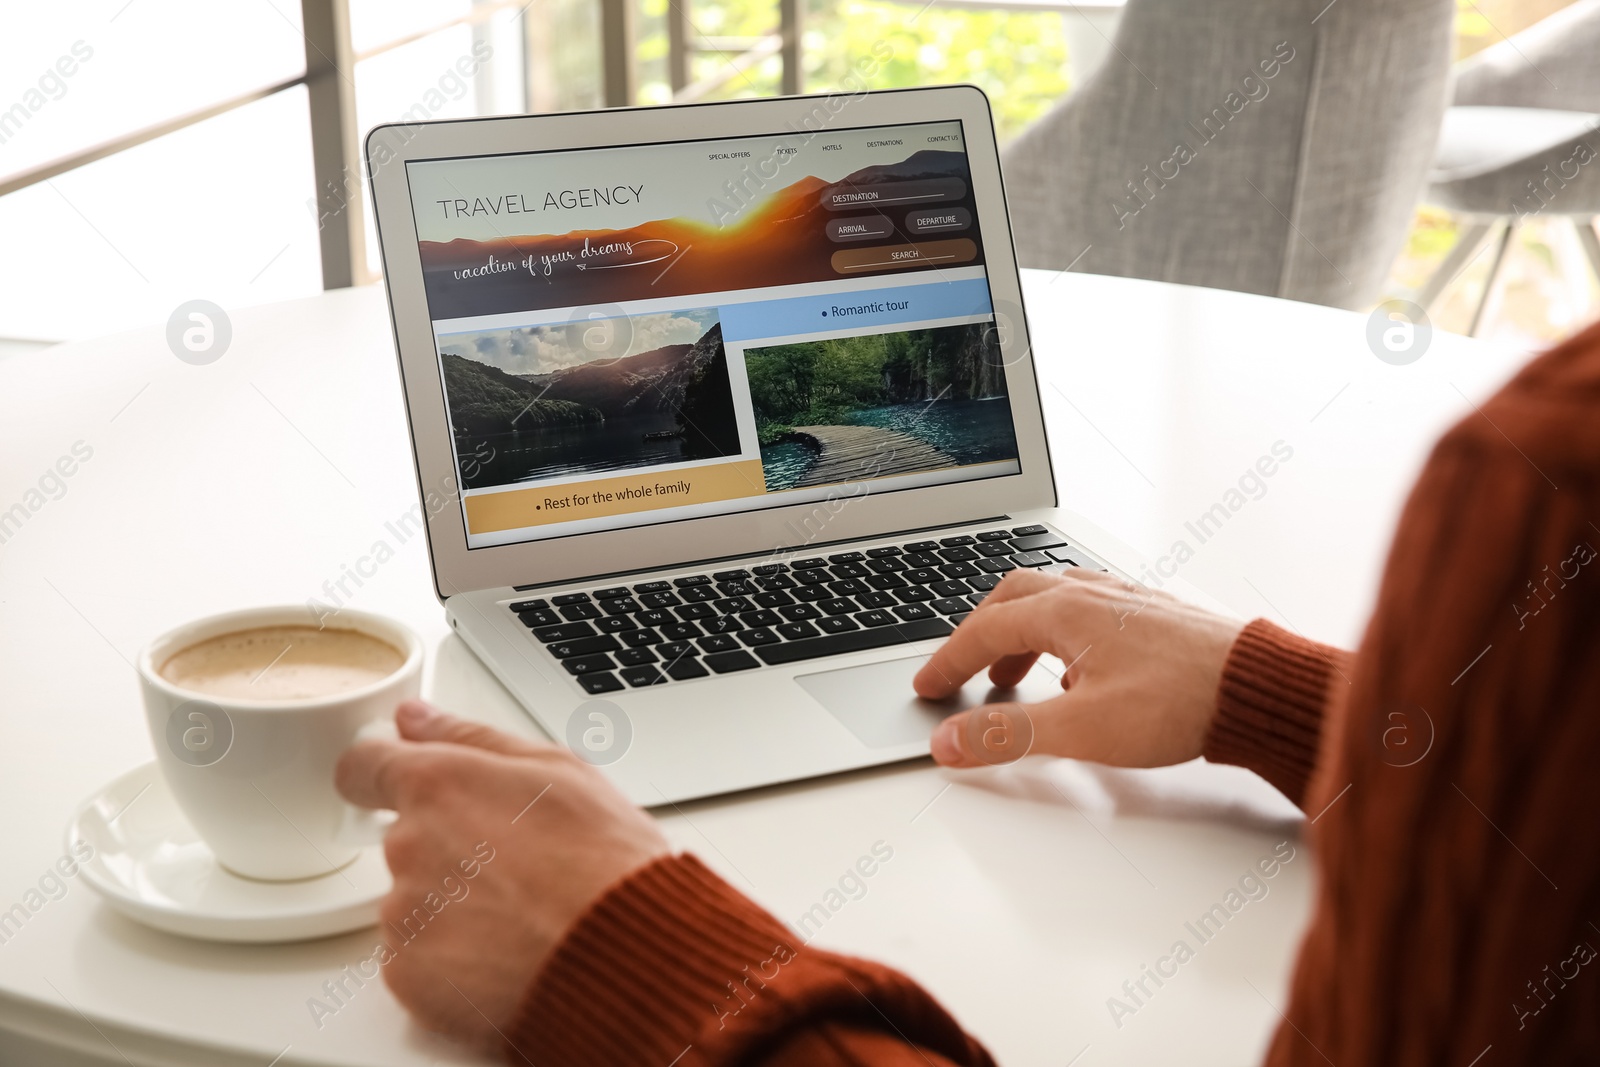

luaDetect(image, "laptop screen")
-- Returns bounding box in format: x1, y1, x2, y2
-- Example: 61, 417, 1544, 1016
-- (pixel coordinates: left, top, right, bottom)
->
404, 119, 1023, 550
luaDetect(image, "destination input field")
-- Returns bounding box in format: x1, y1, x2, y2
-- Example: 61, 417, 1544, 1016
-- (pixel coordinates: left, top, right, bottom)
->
819, 177, 966, 211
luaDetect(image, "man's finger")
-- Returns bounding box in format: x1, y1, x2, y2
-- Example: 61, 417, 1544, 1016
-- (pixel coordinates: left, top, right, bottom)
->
395, 700, 553, 758
931, 687, 1123, 766
916, 581, 1095, 699
918, 569, 1060, 697
335, 736, 414, 810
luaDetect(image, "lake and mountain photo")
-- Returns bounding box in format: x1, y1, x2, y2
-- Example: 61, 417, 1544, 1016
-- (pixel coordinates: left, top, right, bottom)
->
438, 308, 742, 490
745, 321, 1020, 492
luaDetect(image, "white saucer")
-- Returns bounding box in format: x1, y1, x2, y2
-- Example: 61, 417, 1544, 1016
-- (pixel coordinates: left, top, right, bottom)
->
67, 762, 392, 943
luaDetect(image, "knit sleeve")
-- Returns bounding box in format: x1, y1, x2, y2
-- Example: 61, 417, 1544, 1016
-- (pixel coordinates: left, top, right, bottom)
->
1264, 319, 1600, 1066
502, 853, 995, 1067
1202, 618, 1350, 808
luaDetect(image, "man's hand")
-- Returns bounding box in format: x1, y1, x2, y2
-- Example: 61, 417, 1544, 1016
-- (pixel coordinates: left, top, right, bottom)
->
335, 700, 669, 1052
914, 568, 1244, 768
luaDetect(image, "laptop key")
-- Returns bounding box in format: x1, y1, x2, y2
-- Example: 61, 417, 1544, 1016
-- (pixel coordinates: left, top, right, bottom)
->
939, 546, 979, 562
829, 562, 868, 579
950, 612, 972, 627
755, 618, 953, 665
620, 629, 662, 647
562, 653, 616, 675
939, 535, 975, 547
777, 621, 820, 640
829, 578, 869, 596
977, 558, 1016, 574
579, 672, 625, 694
976, 542, 1012, 557
712, 569, 751, 581
1009, 533, 1067, 552
660, 622, 702, 641
560, 603, 601, 621
866, 573, 908, 591
751, 563, 787, 575
940, 561, 980, 579
658, 641, 696, 661
680, 585, 719, 602
509, 599, 549, 612
703, 616, 743, 634
756, 574, 796, 590
517, 609, 561, 628
897, 586, 935, 603
552, 592, 592, 605
674, 574, 712, 587
704, 650, 761, 673
676, 602, 715, 620
856, 609, 896, 627
792, 585, 831, 603
533, 621, 596, 642
596, 615, 638, 633
697, 634, 739, 653
739, 627, 780, 646
1012, 524, 1049, 537
866, 546, 902, 557
795, 569, 831, 585
664, 657, 710, 680
602, 598, 641, 615
593, 587, 631, 600
893, 603, 935, 621
633, 580, 671, 594
740, 609, 781, 627
792, 557, 828, 569
548, 635, 621, 658
639, 591, 682, 609
1013, 551, 1052, 568
753, 591, 795, 608
620, 665, 666, 687
904, 567, 940, 584
817, 616, 859, 634
932, 597, 970, 615
931, 580, 970, 597
713, 596, 753, 614
717, 580, 756, 596
865, 557, 907, 574
615, 647, 658, 666
968, 574, 1001, 591
856, 591, 897, 609
903, 541, 939, 552
779, 603, 821, 621
819, 598, 858, 616
977, 530, 1011, 541
904, 553, 941, 569
827, 551, 865, 563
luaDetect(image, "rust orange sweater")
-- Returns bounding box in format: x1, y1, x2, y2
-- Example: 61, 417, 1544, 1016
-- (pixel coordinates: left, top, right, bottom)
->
506, 319, 1600, 1065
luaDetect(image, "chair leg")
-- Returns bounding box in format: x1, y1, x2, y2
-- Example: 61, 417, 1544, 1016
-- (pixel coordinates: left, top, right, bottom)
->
1468, 220, 1516, 338
1417, 219, 1493, 311
1576, 217, 1600, 286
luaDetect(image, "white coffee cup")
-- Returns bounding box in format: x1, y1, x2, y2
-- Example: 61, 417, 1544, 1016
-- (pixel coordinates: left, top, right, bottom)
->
137, 606, 422, 882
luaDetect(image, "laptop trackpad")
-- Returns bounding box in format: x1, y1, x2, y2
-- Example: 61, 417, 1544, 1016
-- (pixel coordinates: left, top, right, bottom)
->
795, 655, 1063, 749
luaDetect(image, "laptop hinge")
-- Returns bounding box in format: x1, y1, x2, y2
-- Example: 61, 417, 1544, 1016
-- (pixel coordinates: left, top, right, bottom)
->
510, 515, 1014, 592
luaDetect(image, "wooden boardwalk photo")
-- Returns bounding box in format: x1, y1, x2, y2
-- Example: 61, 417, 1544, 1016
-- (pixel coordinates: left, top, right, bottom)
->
785, 424, 957, 488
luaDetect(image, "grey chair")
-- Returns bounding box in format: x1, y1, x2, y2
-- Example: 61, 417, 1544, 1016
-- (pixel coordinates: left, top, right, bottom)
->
1002, 0, 1456, 310
1416, 0, 1600, 335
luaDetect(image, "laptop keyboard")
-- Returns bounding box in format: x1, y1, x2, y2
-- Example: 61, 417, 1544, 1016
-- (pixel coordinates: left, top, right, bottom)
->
507, 525, 1103, 693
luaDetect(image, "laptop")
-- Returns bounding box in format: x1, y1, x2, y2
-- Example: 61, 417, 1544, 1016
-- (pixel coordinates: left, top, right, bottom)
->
365, 85, 1120, 805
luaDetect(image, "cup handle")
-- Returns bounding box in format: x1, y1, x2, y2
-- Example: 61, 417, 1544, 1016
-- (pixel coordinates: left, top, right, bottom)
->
336, 719, 401, 847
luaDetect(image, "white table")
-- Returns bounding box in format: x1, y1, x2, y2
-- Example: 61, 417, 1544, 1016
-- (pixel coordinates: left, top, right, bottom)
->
0, 270, 1529, 1066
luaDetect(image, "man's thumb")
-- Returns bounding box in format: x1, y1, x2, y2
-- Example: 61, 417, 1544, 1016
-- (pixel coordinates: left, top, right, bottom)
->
931, 703, 1035, 768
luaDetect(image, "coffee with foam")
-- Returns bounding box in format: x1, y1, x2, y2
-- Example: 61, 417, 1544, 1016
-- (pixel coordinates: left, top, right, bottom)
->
159, 625, 404, 701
